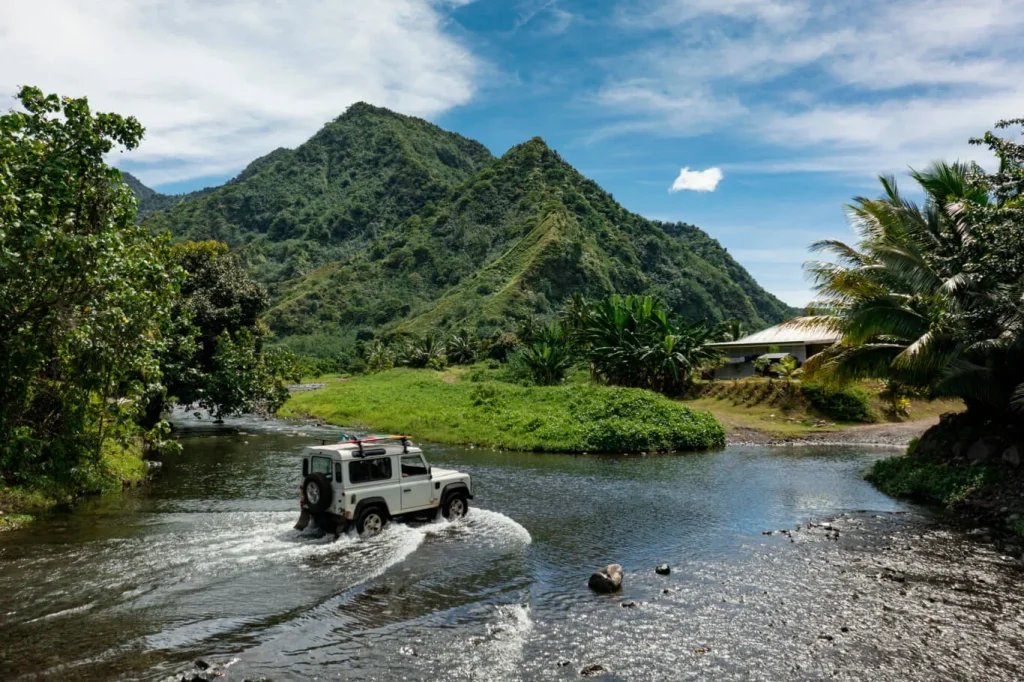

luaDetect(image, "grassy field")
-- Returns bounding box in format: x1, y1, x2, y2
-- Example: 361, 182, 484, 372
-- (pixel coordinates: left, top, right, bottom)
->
281, 367, 725, 453
681, 378, 963, 439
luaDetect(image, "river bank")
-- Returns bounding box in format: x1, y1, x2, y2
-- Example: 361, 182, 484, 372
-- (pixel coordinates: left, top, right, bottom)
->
0, 438, 150, 522
280, 368, 725, 453
867, 412, 1024, 542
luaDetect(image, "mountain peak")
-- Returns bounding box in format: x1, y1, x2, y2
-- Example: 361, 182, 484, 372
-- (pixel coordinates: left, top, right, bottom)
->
340, 101, 400, 121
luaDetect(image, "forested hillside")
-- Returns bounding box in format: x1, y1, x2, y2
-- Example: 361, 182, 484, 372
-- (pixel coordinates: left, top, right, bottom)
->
134, 104, 794, 358
142, 103, 494, 283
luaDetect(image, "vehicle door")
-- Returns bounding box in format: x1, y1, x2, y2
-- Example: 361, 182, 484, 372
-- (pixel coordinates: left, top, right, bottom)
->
399, 454, 432, 510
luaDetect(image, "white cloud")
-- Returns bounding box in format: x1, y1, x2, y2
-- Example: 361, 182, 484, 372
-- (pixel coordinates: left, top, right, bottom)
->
669, 166, 724, 192
600, 0, 1024, 175
0, 0, 482, 186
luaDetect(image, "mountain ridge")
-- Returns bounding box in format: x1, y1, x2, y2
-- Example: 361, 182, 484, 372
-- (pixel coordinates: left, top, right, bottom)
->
130, 106, 796, 358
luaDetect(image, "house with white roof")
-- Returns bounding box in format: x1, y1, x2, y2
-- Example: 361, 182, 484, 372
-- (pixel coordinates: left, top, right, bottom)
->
707, 322, 841, 380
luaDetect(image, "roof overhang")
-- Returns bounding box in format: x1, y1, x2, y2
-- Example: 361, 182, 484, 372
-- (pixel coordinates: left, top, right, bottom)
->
708, 338, 839, 349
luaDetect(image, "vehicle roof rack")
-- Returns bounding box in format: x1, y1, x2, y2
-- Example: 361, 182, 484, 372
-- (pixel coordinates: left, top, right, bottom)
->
339, 435, 412, 457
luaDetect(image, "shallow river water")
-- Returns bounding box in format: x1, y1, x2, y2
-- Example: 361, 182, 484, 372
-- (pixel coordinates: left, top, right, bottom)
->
2, 414, 1023, 681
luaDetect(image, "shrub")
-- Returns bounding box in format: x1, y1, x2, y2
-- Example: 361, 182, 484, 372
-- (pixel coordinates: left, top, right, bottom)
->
867, 455, 999, 507
486, 333, 520, 361
801, 382, 875, 422
445, 331, 478, 365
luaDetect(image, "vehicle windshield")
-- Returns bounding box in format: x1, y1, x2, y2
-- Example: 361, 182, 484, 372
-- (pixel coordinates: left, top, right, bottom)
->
401, 455, 428, 478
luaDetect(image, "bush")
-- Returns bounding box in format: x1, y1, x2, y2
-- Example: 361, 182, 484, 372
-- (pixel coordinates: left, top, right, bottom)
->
801, 382, 875, 422
867, 454, 999, 507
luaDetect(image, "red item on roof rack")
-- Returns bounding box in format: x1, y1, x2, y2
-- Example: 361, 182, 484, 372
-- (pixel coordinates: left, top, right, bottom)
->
340, 435, 412, 456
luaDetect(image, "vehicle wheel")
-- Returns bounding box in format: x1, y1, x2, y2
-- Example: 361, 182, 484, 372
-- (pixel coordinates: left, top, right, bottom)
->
442, 493, 469, 520
356, 506, 388, 537
302, 473, 333, 514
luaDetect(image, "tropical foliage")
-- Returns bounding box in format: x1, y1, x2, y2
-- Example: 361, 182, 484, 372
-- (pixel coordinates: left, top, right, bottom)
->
567, 295, 721, 393
152, 241, 300, 421
0, 87, 303, 498
515, 322, 574, 386
396, 335, 447, 370
0, 87, 176, 485
717, 320, 747, 342
800, 127, 1024, 417
445, 331, 479, 365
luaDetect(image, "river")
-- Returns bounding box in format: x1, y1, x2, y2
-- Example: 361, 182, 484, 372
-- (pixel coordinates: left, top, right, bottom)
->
1, 414, 1022, 681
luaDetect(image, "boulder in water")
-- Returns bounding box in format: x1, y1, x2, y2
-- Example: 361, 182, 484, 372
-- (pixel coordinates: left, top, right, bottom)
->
655, 563, 671, 575
1002, 445, 1021, 468
580, 663, 606, 676
588, 564, 623, 593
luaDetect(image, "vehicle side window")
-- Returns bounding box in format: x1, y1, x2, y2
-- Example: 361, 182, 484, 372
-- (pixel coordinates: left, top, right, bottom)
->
349, 457, 393, 484
311, 456, 333, 481
401, 455, 429, 478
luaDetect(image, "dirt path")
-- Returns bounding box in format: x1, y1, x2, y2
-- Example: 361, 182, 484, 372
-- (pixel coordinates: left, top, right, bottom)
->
727, 416, 940, 447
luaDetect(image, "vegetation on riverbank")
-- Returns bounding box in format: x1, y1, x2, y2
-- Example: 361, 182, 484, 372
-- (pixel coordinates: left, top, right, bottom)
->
0, 436, 147, 523
1, 87, 298, 514
799, 121, 1024, 529
866, 415, 1023, 537
281, 368, 725, 453
683, 378, 962, 439
867, 450, 1000, 507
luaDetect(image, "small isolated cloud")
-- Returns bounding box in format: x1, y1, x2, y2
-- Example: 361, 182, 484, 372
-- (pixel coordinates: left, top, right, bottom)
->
669, 167, 723, 192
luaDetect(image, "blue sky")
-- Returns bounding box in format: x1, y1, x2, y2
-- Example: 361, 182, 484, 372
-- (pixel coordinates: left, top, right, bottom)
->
4, 0, 1022, 306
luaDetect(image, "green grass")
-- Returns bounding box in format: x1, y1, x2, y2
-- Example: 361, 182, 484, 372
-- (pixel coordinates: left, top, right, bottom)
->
866, 453, 1000, 507
281, 367, 725, 453
0, 514, 33, 532
0, 436, 147, 515
683, 378, 963, 439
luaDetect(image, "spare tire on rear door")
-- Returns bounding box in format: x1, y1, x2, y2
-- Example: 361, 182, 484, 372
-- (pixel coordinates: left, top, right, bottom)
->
302, 473, 332, 513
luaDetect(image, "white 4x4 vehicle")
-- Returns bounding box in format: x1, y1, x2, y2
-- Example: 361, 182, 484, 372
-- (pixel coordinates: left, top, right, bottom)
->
294, 436, 473, 536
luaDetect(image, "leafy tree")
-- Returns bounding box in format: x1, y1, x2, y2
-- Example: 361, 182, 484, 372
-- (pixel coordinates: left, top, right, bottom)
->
150, 241, 300, 421
0, 86, 177, 484
801, 143, 1024, 416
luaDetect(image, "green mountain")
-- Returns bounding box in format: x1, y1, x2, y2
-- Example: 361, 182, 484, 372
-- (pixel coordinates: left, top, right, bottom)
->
142, 103, 494, 283
122, 172, 184, 218
134, 105, 794, 358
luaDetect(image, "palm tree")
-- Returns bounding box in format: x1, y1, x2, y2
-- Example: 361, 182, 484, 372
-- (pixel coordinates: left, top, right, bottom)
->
570, 294, 720, 393
364, 339, 394, 373
520, 322, 574, 386
799, 161, 1024, 415
398, 335, 447, 370
445, 331, 478, 365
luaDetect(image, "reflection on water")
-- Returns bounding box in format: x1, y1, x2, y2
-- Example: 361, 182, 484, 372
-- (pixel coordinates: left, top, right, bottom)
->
0, 412, 1022, 681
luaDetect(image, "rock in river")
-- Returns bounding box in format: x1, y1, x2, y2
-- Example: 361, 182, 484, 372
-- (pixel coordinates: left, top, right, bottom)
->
655, 563, 671, 575
968, 438, 1003, 465
588, 564, 623, 593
